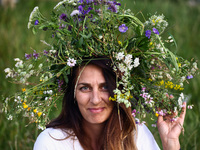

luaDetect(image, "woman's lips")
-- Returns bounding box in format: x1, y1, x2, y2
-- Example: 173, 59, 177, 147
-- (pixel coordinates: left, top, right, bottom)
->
88, 107, 105, 113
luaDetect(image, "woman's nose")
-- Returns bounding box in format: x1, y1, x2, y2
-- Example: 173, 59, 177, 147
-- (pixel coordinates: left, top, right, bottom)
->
90, 89, 101, 105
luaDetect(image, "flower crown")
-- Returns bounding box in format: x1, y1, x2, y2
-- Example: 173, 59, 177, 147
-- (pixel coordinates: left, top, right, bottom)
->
3, 0, 198, 129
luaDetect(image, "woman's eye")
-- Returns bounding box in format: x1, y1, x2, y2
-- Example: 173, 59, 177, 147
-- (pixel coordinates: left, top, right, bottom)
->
80, 86, 90, 91
101, 85, 108, 91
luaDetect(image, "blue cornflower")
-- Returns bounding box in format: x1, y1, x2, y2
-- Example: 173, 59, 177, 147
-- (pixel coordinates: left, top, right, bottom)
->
186, 75, 193, 79
153, 28, 159, 35
119, 24, 128, 33
34, 20, 39, 25
145, 30, 151, 39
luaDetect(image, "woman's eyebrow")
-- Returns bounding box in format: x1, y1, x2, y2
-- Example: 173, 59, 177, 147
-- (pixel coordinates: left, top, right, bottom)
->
77, 83, 91, 86
77, 82, 107, 86
99, 82, 107, 86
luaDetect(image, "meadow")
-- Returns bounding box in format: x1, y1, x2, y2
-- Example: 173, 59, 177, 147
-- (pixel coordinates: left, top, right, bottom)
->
0, 0, 199, 149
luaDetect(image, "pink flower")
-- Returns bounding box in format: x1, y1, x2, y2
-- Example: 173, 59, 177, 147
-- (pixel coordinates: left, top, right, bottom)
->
67, 58, 76, 67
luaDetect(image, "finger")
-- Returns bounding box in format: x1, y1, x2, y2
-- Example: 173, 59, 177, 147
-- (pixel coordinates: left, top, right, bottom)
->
179, 102, 186, 123
157, 115, 164, 124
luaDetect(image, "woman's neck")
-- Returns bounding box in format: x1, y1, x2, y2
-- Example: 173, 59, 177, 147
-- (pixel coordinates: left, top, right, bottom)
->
83, 120, 105, 150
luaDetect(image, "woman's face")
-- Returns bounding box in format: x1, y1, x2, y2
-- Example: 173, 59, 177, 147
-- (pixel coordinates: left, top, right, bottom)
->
75, 64, 114, 125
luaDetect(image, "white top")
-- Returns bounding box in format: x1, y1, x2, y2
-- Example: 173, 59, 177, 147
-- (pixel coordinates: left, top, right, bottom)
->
34, 124, 160, 150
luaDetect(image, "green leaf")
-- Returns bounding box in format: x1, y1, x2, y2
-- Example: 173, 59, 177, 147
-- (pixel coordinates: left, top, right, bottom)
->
168, 51, 179, 71
79, 37, 83, 46
32, 27, 37, 35
63, 72, 69, 84
80, 32, 92, 39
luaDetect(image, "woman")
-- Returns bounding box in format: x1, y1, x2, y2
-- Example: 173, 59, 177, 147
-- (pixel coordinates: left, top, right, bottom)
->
3, 0, 192, 149
33, 58, 186, 150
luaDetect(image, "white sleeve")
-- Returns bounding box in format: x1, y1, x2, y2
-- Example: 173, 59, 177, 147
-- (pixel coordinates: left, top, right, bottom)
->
33, 128, 56, 150
33, 129, 61, 150
136, 124, 160, 150
33, 128, 84, 150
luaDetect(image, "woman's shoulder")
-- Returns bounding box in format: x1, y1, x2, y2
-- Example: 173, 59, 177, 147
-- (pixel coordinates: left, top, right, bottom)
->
33, 128, 83, 150
136, 124, 160, 150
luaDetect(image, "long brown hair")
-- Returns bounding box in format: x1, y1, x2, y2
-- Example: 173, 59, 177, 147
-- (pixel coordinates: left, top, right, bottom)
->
46, 57, 137, 150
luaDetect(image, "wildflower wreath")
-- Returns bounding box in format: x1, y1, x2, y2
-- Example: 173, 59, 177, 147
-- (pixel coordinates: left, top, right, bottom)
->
3, 0, 198, 129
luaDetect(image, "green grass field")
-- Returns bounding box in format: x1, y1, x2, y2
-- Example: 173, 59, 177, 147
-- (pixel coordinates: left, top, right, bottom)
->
0, 0, 199, 149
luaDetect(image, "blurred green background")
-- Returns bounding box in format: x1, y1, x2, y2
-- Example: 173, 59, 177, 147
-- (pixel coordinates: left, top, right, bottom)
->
0, 0, 199, 149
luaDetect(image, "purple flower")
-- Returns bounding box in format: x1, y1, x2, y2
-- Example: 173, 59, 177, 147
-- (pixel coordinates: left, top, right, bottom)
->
153, 28, 159, 35
86, 0, 94, 3
95, 9, 100, 13
34, 20, 39, 25
43, 50, 49, 55
186, 75, 193, 79
59, 24, 66, 29
88, 14, 93, 19
108, 3, 118, 13
59, 13, 67, 20
25, 53, 32, 59
82, 7, 93, 15
132, 109, 136, 114
151, 124, 157, 127
119, 24, 128, 33
68, 25, 72, 31
78, 5, 83, 12
114, 2, 121, 6
33, 50, 39, 59
145, 30, 151, 39
58, 79, 64, 92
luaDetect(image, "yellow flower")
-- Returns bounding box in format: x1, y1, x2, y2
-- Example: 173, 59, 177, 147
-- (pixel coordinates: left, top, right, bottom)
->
23, 104, 28, 109
178, 63, 181, 67
160, 80, 164, 86
169, 84, 174, 89
118, 41, 122, 45
37, 112, 42, 117
22, 88, 26, 92
109, 95, 117, 101
174, 84, 180, 90
27, 107, 31, 111
150, 42, 153, 46
155, 113, 159, 117
33, 109, 37, 113
128, 95, 133, 99
165, 81, 174, 89
148, 78, 153, 81
152, 19, 155, 24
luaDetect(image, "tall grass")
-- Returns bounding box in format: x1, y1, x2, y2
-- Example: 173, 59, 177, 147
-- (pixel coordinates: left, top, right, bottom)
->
0, 0, 199, 149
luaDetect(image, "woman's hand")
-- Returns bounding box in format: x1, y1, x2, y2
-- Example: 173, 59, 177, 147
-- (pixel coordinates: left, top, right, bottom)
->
157, 102, 186, 150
